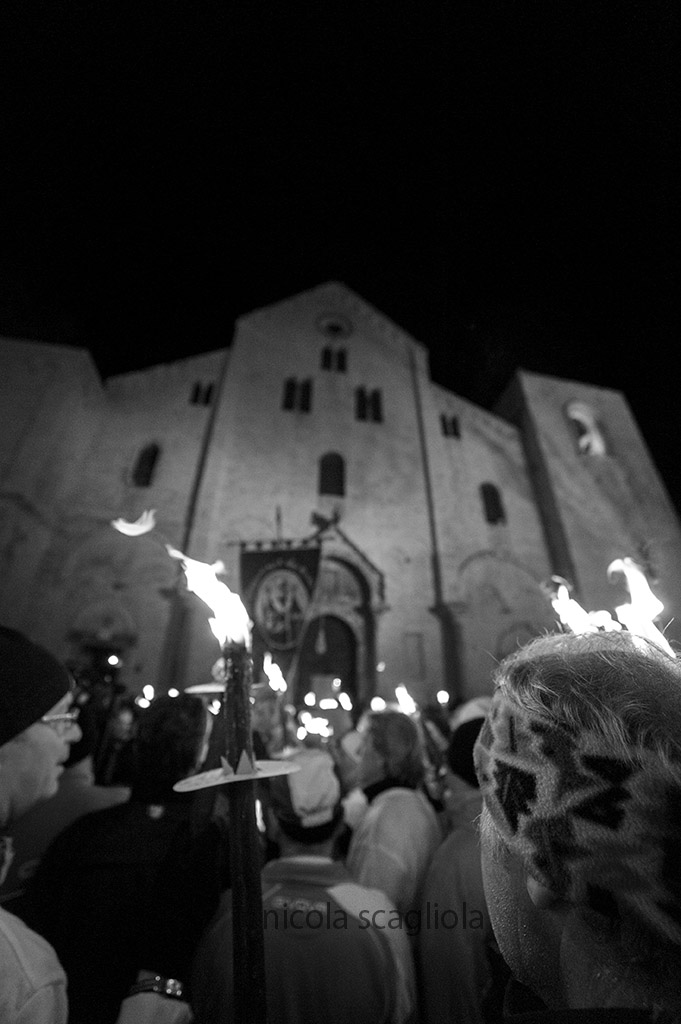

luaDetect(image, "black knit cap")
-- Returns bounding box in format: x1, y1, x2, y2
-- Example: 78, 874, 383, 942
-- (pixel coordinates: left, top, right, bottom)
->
0, 626, 72, 747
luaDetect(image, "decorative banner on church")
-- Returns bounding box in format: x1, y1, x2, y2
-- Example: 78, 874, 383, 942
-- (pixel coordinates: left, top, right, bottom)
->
239, 543, 322, 651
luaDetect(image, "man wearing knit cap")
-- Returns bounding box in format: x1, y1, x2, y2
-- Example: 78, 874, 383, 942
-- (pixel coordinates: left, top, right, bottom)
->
0, 626, 81, 1024
192, 746, 417, 1024
473, 630, 681, 1022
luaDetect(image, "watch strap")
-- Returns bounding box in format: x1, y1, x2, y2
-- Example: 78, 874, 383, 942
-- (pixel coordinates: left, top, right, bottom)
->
128, 975, 186, 1000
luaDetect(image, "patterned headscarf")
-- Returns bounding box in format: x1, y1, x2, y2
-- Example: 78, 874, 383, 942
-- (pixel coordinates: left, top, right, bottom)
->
474, 646, 681, 949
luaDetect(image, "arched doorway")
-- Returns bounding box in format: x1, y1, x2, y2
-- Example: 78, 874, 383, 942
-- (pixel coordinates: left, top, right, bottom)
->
294, 615, 357, 706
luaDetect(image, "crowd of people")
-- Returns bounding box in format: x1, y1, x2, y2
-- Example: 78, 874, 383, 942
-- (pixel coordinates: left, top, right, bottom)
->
1, 622, 681, 1022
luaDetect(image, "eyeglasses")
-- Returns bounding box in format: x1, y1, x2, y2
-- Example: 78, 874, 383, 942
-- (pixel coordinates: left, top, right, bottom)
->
40, 709, 80, 734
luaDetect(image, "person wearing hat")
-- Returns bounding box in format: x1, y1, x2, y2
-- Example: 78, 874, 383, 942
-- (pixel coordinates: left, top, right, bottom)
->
474, 630, 681, 1022
0, 625, 81, 1024
22, 693, 211, 1024
191, 747, 417, 1024
0, 701, 131, 910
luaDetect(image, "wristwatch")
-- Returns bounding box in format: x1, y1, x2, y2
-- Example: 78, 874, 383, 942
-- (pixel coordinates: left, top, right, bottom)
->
128, 975, 186, 1000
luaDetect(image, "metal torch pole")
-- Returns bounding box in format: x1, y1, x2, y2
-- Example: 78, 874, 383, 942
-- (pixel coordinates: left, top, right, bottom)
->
222, 640, 267, 1024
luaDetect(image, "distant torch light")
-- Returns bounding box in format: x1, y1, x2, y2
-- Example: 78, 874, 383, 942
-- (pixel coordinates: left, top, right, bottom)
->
319, 698, 338, 710
436, 690, 450, 705
296, 726, 307, 741
304, 692, 316, 707
168, 688, 179, 698
395, 685, 418, 716
370, 697, 387, 711
107, 654, 120, 667
332, 677, 341, 689
338, 692, 353, 711
376, 661, 386, 673
142, 684, 155, 701
263, 652, 287, 692
136, 696, 150, 709
300, 712, 331, 737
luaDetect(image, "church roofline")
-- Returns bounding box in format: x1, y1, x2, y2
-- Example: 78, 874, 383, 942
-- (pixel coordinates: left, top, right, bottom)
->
235, 280, 429, 356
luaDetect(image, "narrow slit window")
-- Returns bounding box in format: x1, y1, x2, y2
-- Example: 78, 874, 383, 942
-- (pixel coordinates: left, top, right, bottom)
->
282, 378, 312, 412
440, 414, 460, 438
321, 347, 347, 372
299, 379, 312, 412
480, 482, 506, 525
319, 452, 345, 496
132, 444, 160, 487
190, 382, 214, 406
283, 378, 297, 411
356, 387, 382, 422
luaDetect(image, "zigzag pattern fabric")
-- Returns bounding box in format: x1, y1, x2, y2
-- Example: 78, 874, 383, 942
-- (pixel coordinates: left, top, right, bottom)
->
474, 691, 681, 947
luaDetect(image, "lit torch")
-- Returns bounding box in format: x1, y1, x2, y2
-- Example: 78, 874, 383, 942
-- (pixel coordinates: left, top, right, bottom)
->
607, 557, 674, 656
112, 513, 298, 1022
544, 562, 674, 657
166, 546, 266, 1022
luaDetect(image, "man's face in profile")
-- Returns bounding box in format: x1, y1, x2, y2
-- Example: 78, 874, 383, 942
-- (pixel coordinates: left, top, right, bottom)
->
0, 692, 81, 822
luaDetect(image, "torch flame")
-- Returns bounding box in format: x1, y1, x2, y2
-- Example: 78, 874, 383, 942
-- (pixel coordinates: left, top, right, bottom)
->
166, 545, 252, 648
546, 562, 674, 657
547, 578, 598, 634
607, 557, 674, 656
395, 685, 418, 716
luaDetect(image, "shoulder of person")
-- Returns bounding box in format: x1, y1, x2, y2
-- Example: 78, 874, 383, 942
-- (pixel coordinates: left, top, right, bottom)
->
0, 905, 65, 991
375, 787, 436, 815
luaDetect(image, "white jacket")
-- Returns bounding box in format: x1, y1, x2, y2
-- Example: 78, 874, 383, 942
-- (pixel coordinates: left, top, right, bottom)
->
0, 906, 67, 1024
345, 787, 442, 915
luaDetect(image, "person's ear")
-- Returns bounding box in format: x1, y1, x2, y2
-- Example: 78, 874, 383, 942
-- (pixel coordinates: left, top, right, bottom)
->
526, 874, 562, 910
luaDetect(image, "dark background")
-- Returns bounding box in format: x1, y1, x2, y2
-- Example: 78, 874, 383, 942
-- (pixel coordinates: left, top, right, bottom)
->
1, 2, 678, 505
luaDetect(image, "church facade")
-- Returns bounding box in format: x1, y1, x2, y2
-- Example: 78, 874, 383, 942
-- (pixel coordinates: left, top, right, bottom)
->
2, 281, 680, 710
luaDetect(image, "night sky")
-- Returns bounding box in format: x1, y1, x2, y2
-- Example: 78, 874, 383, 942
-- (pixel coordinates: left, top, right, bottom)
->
1, 3, 678, 506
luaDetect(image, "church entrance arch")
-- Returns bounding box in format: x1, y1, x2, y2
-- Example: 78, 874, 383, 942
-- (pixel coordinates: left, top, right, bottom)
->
292, 554, 377, 718
295, 615, 357, 704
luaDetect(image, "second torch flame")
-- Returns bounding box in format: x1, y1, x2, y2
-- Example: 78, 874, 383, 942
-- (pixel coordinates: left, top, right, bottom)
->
166, 545, 252, 648
547, 557, 674, 657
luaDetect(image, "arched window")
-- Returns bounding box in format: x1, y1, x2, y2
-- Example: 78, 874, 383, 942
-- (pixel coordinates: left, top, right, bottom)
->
319, 452, 345, 496
480, 482, 506, 525
132, 444, 160, 487
564, 400, 607, 456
